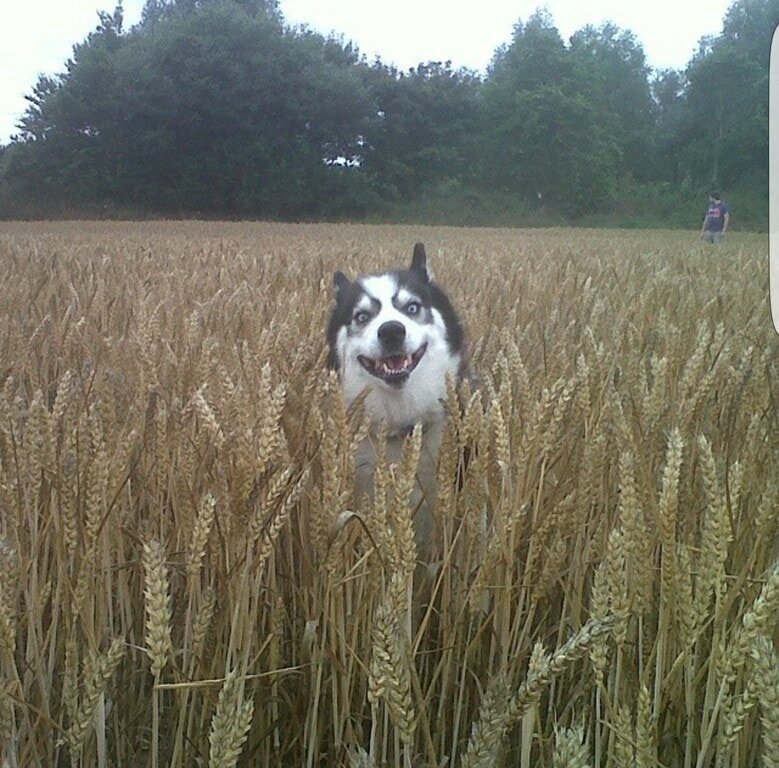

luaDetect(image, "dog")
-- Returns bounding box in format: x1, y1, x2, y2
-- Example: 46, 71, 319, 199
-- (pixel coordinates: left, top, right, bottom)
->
326, 242, 469, 549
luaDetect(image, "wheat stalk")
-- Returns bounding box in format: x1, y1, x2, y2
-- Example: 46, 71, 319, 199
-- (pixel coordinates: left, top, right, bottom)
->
719, 563, 779, 686
463, 617, 615, 767
0, 538, 17, 658
0, 223, 774, 768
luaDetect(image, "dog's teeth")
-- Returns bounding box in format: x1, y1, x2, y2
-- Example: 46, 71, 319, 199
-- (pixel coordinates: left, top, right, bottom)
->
359, 347, 427, 380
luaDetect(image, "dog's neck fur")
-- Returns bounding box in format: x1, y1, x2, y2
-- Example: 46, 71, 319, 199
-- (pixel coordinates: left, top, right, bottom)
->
369, 413, 436, 440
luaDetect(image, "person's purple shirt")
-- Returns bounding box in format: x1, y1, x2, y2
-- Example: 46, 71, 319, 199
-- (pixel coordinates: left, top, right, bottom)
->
704, 201, 730, 232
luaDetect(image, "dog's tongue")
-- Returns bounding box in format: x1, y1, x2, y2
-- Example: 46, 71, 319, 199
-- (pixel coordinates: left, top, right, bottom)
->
382, 355, 407, 371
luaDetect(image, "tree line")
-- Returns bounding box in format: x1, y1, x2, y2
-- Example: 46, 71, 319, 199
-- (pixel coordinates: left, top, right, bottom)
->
0, 0, 773, 228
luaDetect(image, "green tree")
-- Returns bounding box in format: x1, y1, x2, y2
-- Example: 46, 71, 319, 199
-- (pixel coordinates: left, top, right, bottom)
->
651, 68, 686, 183
6, 6, 127, 211
680, 39, 767, 189
481, 10, 621, 214
362, 61, 481, 201
4, 0, 375, 217
1, 0, 772, 226
569, 22, 655, 182
721, 0, 779, 61
121, 5, 374, 215
677, 0, 776, 191
140, 0, 280, 27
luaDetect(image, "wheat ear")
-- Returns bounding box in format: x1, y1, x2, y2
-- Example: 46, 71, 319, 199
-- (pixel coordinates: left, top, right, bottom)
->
368, 588, 416, 748
61, 638, 124, 756
751, 635, 779, 768
719, 563, 779, 686
208, 671, 255, 768
0, 538, 17, 657
142, 538, 173, 678
552, 725, 590, 768
187, 493, 217, 579
463, 617, 615, 767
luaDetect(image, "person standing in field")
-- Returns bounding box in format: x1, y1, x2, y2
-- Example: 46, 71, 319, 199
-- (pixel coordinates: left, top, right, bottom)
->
700, 191, 730, 243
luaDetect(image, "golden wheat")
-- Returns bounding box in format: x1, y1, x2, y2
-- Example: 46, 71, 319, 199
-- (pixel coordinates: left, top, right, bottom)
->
142, 538, 173, 679
0, 221, 775, 767
552, 725, 590, 768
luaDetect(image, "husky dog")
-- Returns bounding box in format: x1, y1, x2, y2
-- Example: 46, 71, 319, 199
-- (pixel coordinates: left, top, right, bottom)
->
327, 243, 468, 548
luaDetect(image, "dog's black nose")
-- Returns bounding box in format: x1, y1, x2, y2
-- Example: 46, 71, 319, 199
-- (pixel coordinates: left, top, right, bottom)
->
377, 320, 406, 347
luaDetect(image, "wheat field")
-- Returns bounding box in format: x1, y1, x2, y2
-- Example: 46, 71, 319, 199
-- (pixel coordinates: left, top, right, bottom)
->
0, 220, 776, 768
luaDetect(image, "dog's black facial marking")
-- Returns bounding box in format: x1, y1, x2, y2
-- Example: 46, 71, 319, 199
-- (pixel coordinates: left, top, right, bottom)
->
430, 282, 465, 354
394, 269, 430, 302
393, 270, 436, 325
348, 295, 380, 336
394, 265, 464, 355
390, 291, 433, 325
327, 276, 366, 369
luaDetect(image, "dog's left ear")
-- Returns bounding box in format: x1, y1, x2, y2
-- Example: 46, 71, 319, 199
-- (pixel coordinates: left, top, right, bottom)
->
410, 242, 431, 283
333, 271, 351, 296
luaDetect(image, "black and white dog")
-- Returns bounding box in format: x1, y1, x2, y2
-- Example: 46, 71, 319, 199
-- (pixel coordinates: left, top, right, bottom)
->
327, 243, 469, 547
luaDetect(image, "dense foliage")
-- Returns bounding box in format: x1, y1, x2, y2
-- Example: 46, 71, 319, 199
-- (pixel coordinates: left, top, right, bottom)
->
0, 0, 774, 226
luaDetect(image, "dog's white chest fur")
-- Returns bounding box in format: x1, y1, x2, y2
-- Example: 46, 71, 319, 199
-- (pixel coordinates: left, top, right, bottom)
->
353, 420, 444, 548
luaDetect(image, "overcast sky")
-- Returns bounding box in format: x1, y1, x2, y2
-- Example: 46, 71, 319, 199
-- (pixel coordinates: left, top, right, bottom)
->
0, 0, 734, 144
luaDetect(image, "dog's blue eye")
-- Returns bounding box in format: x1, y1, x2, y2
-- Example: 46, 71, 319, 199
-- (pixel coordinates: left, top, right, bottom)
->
406, 302, 421, 315
354, 311, 370, 324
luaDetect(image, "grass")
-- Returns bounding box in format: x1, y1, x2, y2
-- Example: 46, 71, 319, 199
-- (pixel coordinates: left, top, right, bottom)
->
0, 220, 776, 768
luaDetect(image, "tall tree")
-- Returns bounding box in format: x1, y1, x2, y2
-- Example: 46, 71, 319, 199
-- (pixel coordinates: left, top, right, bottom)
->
481, 10, 621, 214
140, 0, 281, 26
361, 61, 481, 201
569, 22, 656, 182
721, 0, 779, 62
7, 6, 126, 209
677, 0, 776, 190
1, 0, 772, 226
651, 68, 687, 183
4, 1, 373, 217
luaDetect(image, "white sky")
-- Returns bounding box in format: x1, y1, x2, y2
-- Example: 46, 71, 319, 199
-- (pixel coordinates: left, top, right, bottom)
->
0, 0, 734, 144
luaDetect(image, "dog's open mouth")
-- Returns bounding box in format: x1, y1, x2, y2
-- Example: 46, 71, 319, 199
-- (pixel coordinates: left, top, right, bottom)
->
358, 343, 427, 385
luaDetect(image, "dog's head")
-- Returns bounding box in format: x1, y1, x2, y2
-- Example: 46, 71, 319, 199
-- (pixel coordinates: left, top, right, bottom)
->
327, 243, 465, 418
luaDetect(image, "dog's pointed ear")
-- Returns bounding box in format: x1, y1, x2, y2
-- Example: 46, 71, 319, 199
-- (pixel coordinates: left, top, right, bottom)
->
333, 270, 351, 296
410, 242, 430, 282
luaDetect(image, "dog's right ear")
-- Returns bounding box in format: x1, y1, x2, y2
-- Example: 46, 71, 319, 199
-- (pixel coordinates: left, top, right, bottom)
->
333, 271, 351, 296
410, 242, 431, 283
